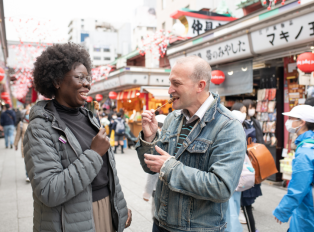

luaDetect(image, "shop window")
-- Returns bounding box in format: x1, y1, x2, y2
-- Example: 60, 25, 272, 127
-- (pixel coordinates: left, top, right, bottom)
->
162, 0, 166, 9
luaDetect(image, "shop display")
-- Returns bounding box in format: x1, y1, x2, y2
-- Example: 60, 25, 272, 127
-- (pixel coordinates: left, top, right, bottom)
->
256, 88, 278, 148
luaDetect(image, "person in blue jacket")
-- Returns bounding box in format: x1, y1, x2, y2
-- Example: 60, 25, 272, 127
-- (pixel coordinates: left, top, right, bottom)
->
273, 104, 314, 232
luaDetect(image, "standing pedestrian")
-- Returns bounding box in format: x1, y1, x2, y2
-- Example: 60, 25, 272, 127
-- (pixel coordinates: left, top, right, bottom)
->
143, 114, 167, 218
112, 113, 126, 154
0, 103, 16, 149
274, 105, 314, 232
224, 102, 248, 232
241, 99, 263, 232
14, 108, 30, 182
24, 43, 131, 232
136, 56, 246, 232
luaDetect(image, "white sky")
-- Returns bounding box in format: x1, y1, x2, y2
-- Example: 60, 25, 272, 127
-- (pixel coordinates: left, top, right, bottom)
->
4, 0, 144, 42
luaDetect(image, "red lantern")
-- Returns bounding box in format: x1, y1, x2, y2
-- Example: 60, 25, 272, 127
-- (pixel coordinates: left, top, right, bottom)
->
297, 52, 314, 73
0, 67, 4, 82
211, 70, 225, 85
95, 94, 103, 102
108, 91, 117, 100
1, 92, 9, 100
86, 96, 93, 103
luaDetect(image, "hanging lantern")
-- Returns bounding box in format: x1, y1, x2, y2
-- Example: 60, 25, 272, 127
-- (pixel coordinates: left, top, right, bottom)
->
297, 52, 314, 73
1, 92, 10, 100
95, 94, 103, 102
108, 91, 117, 100
0, 67, 4, 82
211, 70, 225, 85
86, 96, 93, 103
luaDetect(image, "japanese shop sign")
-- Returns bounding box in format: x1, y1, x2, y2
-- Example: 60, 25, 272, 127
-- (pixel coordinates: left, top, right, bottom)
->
186, 34, 252, 65
251, 12, 314, 54
186, 17, 228, 37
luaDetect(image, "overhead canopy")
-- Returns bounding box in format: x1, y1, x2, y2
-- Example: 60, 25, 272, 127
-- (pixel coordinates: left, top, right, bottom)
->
141, 86, 170, 100
117, 90, 140, 100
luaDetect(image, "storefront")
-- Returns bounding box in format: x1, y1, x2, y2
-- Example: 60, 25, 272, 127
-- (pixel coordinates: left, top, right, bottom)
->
167, 0, 314, 182
88, 67, 171, 137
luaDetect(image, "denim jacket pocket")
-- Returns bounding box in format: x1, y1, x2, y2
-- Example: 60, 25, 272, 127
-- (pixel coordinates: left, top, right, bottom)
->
186, 138, 212, 153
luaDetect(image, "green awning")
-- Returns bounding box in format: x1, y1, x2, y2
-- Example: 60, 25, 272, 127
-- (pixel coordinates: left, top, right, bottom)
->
236, 0, 263, 9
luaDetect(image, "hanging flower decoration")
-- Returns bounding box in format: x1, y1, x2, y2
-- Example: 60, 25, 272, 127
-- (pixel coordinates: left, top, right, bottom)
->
91, 65, 113, 84
263, 0, 301, 10
5, 16, 66, 100
137, 30, 185, 60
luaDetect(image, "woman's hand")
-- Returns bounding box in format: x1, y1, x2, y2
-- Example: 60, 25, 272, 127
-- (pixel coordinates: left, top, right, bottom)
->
15, 145, 18, 151
125, 209, 132, 228
90, 128, 110, 156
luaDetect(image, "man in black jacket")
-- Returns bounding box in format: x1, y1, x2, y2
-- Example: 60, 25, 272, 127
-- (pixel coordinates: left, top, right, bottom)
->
0, 104, 16, 148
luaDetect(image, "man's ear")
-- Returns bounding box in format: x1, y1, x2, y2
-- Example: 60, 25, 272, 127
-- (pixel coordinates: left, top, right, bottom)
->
197, 80, 207, 93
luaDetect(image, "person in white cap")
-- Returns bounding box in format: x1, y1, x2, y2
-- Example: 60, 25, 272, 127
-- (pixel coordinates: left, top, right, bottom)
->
273, 105, 314, 232
142, 114, 167, 218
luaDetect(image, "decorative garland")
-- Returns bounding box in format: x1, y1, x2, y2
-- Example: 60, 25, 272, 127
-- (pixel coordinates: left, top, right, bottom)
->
263, 0, 301, 10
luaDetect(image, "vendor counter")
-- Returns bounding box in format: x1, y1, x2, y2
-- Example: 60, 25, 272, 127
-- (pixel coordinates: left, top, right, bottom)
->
128, 121, 142, 138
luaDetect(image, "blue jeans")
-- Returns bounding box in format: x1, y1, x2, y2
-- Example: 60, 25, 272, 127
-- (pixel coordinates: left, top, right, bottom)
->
226, 191, 242, 232
152, 222, 170, 232
4, 125, 15, 147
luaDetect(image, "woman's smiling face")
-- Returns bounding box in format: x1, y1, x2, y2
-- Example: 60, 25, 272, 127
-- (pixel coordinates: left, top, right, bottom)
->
55, 64, 91, 108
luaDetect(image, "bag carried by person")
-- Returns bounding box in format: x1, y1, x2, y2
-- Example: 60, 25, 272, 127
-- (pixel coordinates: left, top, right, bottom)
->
115, 119, 125, 134
247, 137, 278, 184
236, 154, 255, 192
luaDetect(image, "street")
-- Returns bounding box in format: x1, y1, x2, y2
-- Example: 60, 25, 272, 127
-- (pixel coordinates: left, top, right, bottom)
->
0, 141, 289, 232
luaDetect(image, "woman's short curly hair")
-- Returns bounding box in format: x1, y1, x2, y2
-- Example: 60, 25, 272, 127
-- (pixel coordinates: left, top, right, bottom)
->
33, 42, 92, 98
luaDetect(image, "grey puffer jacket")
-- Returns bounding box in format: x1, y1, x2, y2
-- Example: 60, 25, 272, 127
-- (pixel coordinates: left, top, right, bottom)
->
23, 100, 128, 232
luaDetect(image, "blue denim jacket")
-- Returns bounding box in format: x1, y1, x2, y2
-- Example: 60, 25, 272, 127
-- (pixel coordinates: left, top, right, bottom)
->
136, 93, 246, 232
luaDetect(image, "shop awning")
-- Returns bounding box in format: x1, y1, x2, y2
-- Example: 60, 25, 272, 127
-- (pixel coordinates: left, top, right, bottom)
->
141, 87, 170, 100
116, 90, 140, 100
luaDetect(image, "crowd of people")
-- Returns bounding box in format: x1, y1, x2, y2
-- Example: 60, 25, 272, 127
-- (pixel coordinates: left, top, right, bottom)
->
1, 43, 313, 232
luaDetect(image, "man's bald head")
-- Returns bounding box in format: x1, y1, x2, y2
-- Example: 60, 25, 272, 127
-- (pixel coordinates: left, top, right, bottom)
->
174, 56, 212, 91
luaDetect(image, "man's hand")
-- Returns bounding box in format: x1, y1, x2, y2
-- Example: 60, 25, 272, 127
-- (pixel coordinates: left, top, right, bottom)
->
274, 217, 282, 225
142, 109, 158, 142
125, 209, 132, 228
144, 146, 171, 173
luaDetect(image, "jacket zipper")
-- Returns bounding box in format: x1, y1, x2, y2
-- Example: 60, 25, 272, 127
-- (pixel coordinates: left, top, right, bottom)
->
61, 206, 65, 232
43, 110, 80, 158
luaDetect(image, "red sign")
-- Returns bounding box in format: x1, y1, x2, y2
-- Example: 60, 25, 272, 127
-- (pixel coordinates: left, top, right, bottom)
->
95, 94, 103, 102
109, 91, 117, 100
86, 96, 93, 103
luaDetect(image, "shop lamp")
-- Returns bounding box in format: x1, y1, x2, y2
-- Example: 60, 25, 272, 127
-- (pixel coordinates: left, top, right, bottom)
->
86, 96, 93, 103
136, 92, 140, 96
95, 94, 103, 102
0, 92, 9, 100
211, 70, 225, 85
297, 52, 314, 73
0, 67, 4, 82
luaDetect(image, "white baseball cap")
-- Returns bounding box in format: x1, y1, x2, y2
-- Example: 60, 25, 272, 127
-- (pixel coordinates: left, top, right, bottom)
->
282, 105, 314, 123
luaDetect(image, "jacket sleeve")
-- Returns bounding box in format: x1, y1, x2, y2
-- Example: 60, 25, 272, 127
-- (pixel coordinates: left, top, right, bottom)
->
273, 151, 314, 222
24, 123, 103, 208
159, 120, 246, 202
14, 122, 22, 146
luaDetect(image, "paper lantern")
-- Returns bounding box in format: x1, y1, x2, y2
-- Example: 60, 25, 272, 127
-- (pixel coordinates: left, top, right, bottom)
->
297, 52, 314, 73
211, 70, 225, 85
86, 96, 93, 103
95, 94, 103, 102
1, 92, 9, 100
109, 91, 117, 100
0, 67, 4, 82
